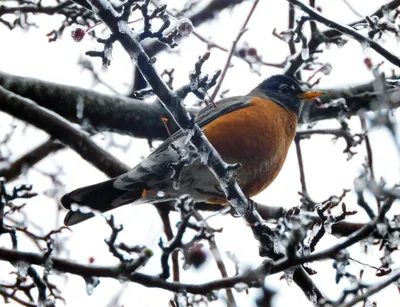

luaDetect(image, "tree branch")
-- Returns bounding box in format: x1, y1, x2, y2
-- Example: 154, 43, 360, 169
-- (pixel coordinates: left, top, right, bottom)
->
0, 138, 64, 182
270, 196, 395, 273
300, 82, 400, 124
0, 85, 129, 178
210, 0, 260, 101
0, 0, 72, 16
287, 0, 400, 68
284, 0, 400, 75
338, 270, 400, 307
0, 70, 180, 140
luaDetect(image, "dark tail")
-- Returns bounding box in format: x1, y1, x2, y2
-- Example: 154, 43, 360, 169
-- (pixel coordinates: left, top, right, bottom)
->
61, 178, 145, 226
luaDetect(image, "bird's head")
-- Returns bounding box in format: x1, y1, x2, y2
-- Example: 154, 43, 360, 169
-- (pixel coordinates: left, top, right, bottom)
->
253, 74, 324, 117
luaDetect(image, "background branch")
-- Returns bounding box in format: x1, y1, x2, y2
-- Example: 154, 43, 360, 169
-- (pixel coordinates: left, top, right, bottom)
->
0, 85, 129, 177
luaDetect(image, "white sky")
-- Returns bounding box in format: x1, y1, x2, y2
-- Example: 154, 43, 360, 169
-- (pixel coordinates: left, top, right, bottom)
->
0, 0, 399, 306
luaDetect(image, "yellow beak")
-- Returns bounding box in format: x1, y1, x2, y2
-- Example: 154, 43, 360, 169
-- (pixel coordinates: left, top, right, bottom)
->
298, 91, 324, 100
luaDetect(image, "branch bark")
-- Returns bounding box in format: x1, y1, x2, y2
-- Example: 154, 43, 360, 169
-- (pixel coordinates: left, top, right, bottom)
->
0, 85, 129, 178
0, 70, 180, 140
2, 71, 400, 138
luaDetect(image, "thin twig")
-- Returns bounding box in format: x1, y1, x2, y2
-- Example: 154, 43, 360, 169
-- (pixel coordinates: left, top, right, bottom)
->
270, 196, 395, 273
359, 113, 381, 210
342, 0, 363, 18
288, 2, 297, 55
158, 207, 180, 282
192, 30, 285, 68
294, 135, 308, 194
0, 287, 36, 307
287, 0, 400, 68
210, 0, 260, 101
192, 211, 237, 307
359, 114, 376, 182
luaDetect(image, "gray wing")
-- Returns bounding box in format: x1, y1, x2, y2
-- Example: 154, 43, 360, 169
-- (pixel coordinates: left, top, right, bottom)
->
195, 95, 252, 127
149, 95, 252, 156
113, 95, 252, 198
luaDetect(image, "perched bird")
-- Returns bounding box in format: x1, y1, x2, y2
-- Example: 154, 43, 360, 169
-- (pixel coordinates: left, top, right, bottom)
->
61, 75, 323, 226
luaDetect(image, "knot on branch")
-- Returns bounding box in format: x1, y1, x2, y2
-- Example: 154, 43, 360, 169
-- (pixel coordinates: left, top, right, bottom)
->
131, 87, 154, 98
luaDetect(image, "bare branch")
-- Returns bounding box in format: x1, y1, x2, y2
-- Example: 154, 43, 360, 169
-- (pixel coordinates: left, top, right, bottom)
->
0, 85, 129, 177
0, 139, 64, 182
210, 0, 260, 101
338, 270, 400, 307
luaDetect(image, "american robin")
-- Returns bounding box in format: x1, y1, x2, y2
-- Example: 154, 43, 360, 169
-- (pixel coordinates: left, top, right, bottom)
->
61, 74, 323, 226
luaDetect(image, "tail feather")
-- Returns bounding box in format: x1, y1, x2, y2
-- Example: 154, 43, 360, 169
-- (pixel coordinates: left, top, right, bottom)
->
61, 178, 145, 226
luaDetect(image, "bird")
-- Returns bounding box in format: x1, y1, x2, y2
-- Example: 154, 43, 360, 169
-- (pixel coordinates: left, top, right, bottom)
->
61, 74, 323, 226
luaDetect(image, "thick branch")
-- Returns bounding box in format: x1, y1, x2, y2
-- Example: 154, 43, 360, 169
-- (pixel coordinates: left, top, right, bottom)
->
0, 85, 129, 178
2, 71, 400, 139
0, 70, 179, 140
0, 245, 243, 294
0, 0, 72, 16
0, 204, 393, 298
3, 70, 399, 183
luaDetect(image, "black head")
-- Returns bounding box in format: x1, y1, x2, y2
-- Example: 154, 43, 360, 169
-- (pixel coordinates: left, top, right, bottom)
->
252, 74, 305, 116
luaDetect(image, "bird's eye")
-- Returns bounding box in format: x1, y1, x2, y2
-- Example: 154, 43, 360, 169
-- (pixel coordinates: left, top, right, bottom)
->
280, 85, 289, 93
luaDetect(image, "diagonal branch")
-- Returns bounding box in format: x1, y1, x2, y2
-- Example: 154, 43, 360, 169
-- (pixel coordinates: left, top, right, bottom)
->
85, 0, 259, 218
338, 270, 400, 307
210, 0, 260, 101
0, 138, 64, 182
287, 0, 400, 67
0, 85, 129, 178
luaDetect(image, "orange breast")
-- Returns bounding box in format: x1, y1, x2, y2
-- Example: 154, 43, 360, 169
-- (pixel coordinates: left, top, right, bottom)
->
204, 97, 297, 202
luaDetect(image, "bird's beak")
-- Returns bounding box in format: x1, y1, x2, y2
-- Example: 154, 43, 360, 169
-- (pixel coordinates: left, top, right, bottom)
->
298, 91, 324, 101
